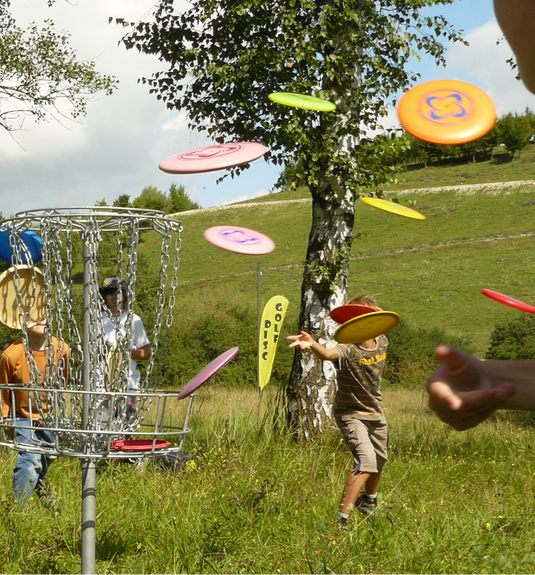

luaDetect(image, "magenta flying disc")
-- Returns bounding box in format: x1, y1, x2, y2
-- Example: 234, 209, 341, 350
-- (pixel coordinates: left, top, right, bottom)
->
178, 346, 239, 400
330, 304, 376, 324
159, 142, 267, 174
481, 289, 535, 314
110, 439, 171, 452
204, 225, 275, 255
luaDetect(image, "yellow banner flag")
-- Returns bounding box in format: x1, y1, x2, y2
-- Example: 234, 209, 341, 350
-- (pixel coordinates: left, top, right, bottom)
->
258, 295, 289, 390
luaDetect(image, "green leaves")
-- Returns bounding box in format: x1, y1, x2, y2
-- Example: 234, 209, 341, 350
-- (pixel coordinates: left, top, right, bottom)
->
0, 9, 117, 132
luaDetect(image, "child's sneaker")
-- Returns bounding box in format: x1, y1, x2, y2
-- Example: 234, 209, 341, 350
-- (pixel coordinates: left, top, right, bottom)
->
336, 512, 351, 530
355, 493, 378, 516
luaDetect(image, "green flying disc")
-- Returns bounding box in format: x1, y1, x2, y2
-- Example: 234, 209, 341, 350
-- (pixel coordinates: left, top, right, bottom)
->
268, 92, 336, 112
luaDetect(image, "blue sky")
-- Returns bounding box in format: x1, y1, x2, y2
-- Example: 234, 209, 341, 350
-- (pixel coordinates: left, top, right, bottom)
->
1, 0, 534, 217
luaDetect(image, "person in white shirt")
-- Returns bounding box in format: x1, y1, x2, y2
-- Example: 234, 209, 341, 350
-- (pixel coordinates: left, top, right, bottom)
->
99, 276, 151, 423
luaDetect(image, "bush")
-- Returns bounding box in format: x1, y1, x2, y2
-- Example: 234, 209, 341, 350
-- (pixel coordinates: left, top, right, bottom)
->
485, 314, 535, 360
154, 306, 261, 389
384, 319, 475, 386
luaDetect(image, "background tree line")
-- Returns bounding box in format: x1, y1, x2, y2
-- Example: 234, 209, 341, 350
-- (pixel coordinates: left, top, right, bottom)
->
96, 182, 200, 214
373, 108, 535, 169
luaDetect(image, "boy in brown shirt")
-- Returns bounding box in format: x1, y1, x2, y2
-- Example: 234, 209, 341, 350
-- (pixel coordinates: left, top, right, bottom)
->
288, 295, 389, 528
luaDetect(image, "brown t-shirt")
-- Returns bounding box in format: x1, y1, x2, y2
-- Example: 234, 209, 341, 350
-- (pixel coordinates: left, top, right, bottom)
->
333, 334, 388, 422
0, 337, 69, 420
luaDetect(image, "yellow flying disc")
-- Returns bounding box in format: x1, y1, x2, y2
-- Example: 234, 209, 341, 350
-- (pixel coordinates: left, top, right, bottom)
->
397, 79, 496, 145
334, 311, 400, 344
360, 197, 426, 220
268, 92, 336, 112
0, 265, 46, 330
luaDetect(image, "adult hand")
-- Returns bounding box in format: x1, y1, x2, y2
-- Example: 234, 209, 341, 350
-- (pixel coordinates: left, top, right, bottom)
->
426, 345, 516, 431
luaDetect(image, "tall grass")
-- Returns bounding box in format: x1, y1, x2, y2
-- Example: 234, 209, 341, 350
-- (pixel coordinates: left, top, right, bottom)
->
1, 386, 535, 574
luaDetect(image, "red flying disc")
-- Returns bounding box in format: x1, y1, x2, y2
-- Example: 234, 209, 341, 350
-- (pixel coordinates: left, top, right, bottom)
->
159, 142, 267, 174
481, 289, 535, 314
330, 304, 376, 324
179, 346, 239, 400
204, 226, 275, 255
110, 439, 171, 452
397, 80, 496, 145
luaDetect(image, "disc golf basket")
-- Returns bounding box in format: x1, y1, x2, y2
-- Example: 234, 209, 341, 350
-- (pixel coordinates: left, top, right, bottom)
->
0, 207, 196, 574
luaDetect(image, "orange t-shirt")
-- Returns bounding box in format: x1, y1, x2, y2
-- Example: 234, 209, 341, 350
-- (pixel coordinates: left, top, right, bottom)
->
0, 337, 69, 420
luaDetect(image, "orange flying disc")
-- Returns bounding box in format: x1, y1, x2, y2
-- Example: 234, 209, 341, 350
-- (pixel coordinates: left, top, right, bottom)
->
334, 311, 400, 344
360, 197, 426, 220
397, 79, 496, 145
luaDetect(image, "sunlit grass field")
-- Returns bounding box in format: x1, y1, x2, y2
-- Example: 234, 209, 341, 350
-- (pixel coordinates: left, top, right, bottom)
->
1, 386, 535, 574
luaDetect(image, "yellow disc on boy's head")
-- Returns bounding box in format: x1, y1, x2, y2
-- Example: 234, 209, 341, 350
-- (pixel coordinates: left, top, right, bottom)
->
360, 196, 426, 220
334, 311, 400, 344
268, 92, 336, 112
0, 265, 46, 330
397, 79, 496, 145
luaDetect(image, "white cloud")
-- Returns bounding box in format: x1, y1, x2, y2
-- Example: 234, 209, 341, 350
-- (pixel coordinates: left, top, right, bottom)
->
446, 21, 535, 115
0, 0, 278, 216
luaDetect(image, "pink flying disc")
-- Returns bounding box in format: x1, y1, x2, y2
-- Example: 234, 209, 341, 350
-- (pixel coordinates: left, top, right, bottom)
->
178, 346, 239, 400
481, 289, 535, 314
159, 142, 267, 174
204, 226, 275, 255
110, 439, 171, 452
330, 304, 376, 324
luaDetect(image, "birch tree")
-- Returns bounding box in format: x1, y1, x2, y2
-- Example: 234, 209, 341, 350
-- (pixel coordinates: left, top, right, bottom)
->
118, 0, 463, 437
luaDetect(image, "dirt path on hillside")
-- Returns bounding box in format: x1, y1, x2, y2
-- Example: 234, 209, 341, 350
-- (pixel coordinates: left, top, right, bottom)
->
173, 180, 535, 217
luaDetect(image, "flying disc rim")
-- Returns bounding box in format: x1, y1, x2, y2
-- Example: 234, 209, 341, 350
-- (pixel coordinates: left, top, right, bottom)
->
203, 226, 275, 255
0, 229, 43, 265
334, 311, 400, 344
481, 289, 535, 314
360, 196, 426, 220
179, 346, 239, 400
110, 439, 171, 452
268, 92, 336, 111
397, 79, 496, 145
0, 265, 47, 330
330, 304, 377, 324
159, 142, 267, 174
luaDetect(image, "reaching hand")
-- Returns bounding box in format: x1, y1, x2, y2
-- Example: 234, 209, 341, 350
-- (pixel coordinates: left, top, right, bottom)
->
426, 345, 516, 431
287, 331, 315, 350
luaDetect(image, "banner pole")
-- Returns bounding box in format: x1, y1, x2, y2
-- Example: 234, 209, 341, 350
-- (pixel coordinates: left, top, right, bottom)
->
257, 262, 262, 390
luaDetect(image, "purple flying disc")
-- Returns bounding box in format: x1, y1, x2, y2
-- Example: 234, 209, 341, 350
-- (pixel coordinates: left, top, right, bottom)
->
203, 225, 275, 255
178, 346, 239, 400
159, 142, 267, 174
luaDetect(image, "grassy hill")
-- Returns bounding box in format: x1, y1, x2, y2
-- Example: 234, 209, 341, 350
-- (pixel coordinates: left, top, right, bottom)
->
157, 146, 535, 357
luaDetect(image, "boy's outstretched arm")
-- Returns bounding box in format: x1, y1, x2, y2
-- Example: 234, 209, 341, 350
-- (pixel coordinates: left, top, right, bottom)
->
494, 0, 535, 94
425, 345, 535, 430
287, 331, 340, 362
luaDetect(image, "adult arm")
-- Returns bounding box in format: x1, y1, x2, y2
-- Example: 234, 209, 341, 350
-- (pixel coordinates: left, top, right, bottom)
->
426, 345, 535, 430
287, 331, 340, 362
494, 0, 535, 93
131, 344, 151, 361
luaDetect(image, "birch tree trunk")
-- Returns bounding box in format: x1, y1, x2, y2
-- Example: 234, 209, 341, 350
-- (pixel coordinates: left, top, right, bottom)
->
286, 181, 355, 438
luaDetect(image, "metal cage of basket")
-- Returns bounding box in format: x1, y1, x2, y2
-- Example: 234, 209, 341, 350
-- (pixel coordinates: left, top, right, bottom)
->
0, 207, 193, 458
